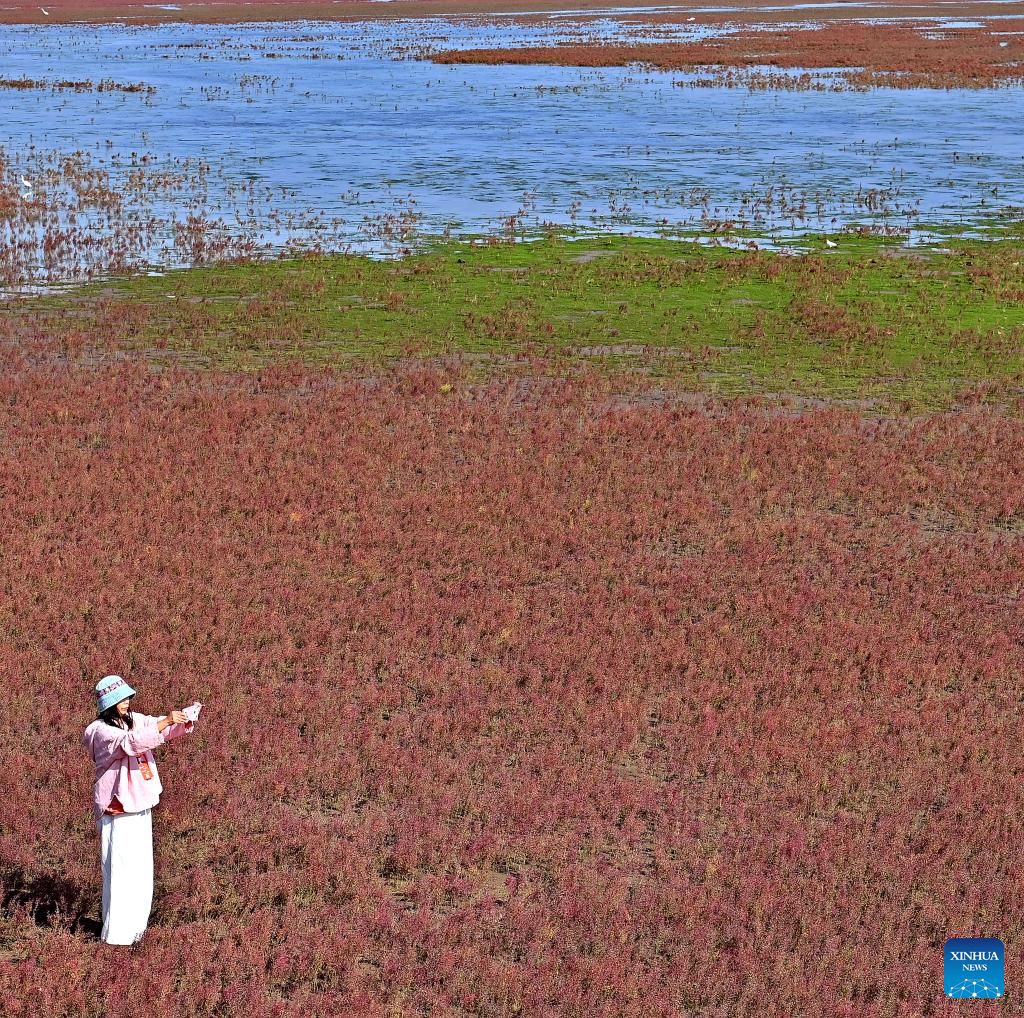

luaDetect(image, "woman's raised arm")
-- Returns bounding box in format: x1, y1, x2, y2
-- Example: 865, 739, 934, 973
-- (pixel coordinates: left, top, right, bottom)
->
91, 715, 167, 759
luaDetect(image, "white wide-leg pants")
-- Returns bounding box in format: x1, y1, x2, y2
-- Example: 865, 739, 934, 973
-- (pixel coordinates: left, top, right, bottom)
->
99, 808, 154, 945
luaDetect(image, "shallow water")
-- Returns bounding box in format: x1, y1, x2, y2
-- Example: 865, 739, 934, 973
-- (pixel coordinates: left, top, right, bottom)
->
1, 16, 1022, 281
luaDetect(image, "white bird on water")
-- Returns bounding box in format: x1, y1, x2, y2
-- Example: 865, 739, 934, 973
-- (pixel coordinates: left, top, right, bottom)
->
20, 176, 32, 192
40, 6, 49, 14
825, 239, 838, 248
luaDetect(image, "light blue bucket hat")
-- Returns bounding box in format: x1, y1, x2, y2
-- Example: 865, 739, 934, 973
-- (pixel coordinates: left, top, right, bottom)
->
96, 674, 137, 713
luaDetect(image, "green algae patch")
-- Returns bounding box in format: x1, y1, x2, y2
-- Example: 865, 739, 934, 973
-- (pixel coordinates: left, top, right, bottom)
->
18, 231, 1024, 412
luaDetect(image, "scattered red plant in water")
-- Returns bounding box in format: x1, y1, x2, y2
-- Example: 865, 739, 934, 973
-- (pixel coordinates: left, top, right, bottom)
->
0, 144, 427, 287
0, 77, 155, 93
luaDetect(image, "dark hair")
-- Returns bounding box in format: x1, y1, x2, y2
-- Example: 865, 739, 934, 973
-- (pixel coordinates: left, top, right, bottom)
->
98, 697, 135, 729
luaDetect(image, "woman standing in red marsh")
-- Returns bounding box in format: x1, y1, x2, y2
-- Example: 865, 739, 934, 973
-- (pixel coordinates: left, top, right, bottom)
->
81, 674, 202, 946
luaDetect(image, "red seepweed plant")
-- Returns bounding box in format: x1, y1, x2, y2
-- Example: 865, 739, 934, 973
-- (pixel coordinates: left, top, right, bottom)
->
433, 20, 1024, 90
0, 345, 1022, 1016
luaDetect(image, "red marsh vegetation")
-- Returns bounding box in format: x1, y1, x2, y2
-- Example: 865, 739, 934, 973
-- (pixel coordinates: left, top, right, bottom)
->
4, 0, 1024, 25
0, 0, 724, 26
433, 21, 1024, 89
0, 337, 1023, 1014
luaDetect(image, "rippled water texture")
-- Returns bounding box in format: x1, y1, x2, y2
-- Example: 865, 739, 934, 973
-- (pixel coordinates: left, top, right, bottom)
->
1, 15, 1023, 280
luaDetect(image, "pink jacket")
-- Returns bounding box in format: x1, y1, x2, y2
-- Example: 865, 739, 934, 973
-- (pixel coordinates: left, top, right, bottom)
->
81, 712, 195, 826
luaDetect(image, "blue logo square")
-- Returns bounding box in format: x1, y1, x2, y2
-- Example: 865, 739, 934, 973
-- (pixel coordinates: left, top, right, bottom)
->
945, 938, 1005, 999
